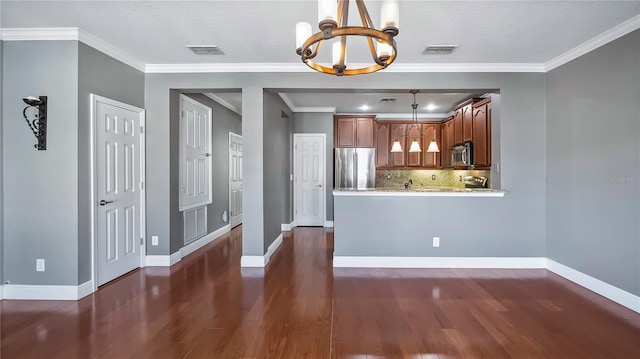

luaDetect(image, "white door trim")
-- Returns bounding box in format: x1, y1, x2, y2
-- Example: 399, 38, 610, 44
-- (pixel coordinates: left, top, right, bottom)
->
229, 131, 242, 228
178, 94, 213, 211
90, 94, 146, 293
293, 133, 326, 227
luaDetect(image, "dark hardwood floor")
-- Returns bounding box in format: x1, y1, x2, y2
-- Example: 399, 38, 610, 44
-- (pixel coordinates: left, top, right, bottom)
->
1, 226, 639, 358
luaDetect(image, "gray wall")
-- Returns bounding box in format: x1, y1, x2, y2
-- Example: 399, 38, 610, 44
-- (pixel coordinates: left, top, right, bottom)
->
0, 41, 3, 284
546, 30, 640, 296
145, 72, 546, 260
179, 93, 242, 246
263, 92, 292, 249
77, 42, 144, 284
293, 112, 335, 221
2, 41, 79, 285
334, 195, 544, 256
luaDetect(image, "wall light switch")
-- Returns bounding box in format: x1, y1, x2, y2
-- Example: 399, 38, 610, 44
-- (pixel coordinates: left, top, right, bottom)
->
152, 236, 159, 246
433, 237, 440, 248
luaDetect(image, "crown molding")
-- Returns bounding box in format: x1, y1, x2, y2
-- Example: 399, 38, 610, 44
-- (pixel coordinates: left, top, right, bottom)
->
204, 93, 242, 115
0, 27, 79, 41
78, 29, 146, 72
145, 62, 545, 74
545, 14, 640, 72
145, 63, 313, 73
294, 107, 336, 113
0, 27, 146, 72
278, 93, 296, 112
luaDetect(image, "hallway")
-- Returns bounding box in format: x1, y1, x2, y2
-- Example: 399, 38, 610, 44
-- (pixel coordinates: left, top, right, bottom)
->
1, 226, 639, 358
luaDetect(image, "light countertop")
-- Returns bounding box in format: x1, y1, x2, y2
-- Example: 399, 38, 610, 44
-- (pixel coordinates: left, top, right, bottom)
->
332, 187, 506, 197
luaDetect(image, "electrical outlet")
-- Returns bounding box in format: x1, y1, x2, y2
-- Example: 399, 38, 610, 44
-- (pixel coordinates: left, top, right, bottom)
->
36, 259, 45, 272
152, 236, 159, 246
433, 237, 440, 248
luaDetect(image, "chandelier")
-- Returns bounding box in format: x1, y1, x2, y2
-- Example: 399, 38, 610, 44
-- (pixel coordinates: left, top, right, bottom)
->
295, 0, 399, 76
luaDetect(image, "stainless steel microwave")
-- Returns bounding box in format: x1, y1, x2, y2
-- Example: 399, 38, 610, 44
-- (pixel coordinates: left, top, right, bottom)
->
451, 142, 473, 167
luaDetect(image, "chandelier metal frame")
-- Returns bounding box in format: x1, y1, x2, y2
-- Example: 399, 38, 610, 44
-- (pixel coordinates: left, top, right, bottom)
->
296, 0, 398, 76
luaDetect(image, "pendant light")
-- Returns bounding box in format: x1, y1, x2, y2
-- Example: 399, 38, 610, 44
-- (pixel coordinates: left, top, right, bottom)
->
408, 90, 421, 153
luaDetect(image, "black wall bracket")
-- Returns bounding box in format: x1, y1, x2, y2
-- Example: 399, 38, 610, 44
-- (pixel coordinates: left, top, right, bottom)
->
22, 96, 47, 150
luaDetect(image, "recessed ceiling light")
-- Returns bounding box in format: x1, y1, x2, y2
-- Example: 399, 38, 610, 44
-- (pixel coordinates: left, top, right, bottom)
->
186, 45, 225, 55
359, 105, 371, 111
425, 104, 437, 111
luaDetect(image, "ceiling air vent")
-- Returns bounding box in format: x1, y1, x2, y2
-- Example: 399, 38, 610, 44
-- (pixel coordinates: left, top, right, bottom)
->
422, 45, 459, 55
186, 45, 225, 55
379, 98, 396, 103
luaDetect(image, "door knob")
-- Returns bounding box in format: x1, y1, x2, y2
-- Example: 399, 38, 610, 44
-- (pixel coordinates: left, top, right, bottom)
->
316, 184, 322, 188
204, 153, 211, 157
99, 200, 114, 206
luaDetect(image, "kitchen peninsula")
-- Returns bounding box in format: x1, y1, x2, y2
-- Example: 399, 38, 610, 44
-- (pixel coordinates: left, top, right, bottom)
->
332, 95, 508, 266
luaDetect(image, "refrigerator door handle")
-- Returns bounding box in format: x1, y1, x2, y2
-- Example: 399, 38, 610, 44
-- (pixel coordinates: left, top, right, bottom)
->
353, 151, 358, 187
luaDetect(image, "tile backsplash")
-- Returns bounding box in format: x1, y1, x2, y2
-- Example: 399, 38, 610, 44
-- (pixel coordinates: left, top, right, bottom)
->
376, 169, 491, 189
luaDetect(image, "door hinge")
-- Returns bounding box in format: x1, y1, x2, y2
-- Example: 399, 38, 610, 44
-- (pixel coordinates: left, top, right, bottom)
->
140, 237, 144, 245
140, 182, 144, 190
140, 126, 144, 134
181, 110, 184, 117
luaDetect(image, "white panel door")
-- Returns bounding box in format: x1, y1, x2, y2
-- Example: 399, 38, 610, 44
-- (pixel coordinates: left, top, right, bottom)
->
179, 95, 212, 211
294, 134, 325, 226
229, 132, 243, 228
95, 96, 143, 286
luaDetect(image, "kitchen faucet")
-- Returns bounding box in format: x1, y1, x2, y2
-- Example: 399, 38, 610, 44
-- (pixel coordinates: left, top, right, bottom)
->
404, 179, 413, 189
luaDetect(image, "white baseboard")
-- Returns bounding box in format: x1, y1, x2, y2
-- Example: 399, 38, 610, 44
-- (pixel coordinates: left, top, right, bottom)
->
146, 225, 231, 266
333, 256, 547, 269
2, 280, 95, 300
77, 280, 95, 299
324, 220, 334, 228
0, 285, 3, 300
241, 256, 267, 267
281, 221, 296, 231
546, 259, 640, 313
241, 233, 284, 267
181, 224, 230, 258
264, 234, 284, 265
145, 255, 172, 266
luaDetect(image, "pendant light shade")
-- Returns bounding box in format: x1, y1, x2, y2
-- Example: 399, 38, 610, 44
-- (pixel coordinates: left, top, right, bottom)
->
409, 139, 421, 153
427, 139, 440, 153
390, 140, 403, 153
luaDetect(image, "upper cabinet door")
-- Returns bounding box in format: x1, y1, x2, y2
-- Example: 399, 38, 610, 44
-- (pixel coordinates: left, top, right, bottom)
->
406, 124, 422, 167
390, 124, 407, 167
453, 107, 463, 145
422, 123, 441, 168
335, 117, 356, 147
375, 122, 391, 168
356, 117, 375, 147
472, 99, 491, 168
462, 104, 473, 143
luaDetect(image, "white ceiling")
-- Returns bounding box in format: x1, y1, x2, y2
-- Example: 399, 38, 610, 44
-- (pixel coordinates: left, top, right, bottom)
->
2, 1, 639, 112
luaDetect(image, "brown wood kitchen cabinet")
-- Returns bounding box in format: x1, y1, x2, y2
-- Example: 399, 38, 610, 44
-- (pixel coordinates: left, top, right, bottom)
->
334, 115, 375, 148
406, 124, 422, 167
389, 123, 407, 167
375, 122, 391, 167
472, 98, 492, 168
422, 122, 441, 168
462, 101, 474, 143
453, 107, 463, 145
441, 117, 454, 168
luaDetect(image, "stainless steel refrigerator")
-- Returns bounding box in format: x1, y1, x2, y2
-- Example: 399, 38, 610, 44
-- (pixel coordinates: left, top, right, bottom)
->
334, 148, 376, 189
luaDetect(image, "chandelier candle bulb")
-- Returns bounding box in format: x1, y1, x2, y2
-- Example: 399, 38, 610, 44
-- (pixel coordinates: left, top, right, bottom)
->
318, 0, 338, 29
296, 22, 312, 50
380, 0, 400, 33
332, 41, 346, 68
376, 41, 393, 60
